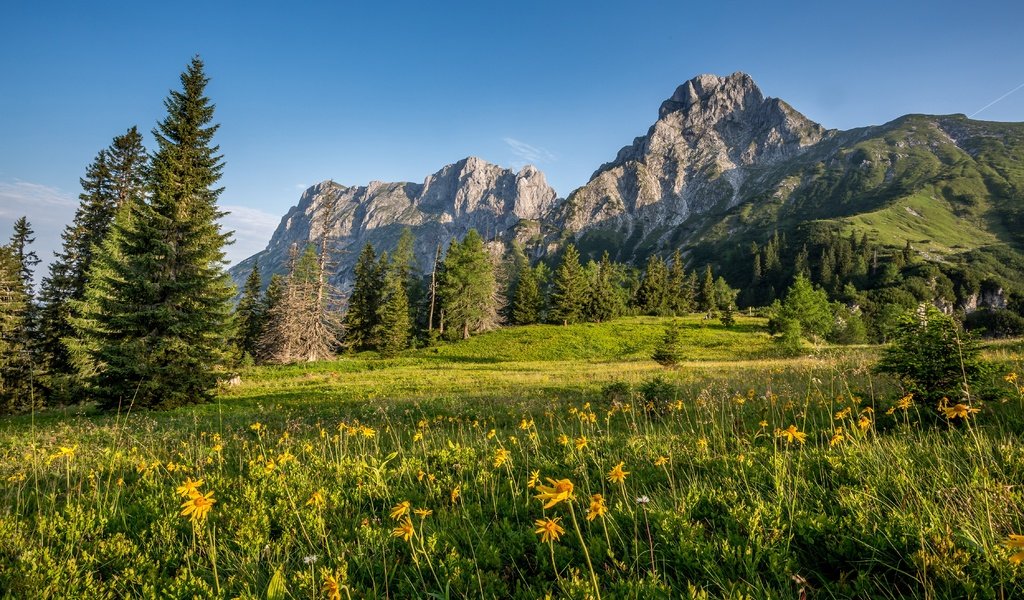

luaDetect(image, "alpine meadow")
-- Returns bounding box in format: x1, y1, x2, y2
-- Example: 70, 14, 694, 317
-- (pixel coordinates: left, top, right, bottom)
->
3, 8, 1024, 599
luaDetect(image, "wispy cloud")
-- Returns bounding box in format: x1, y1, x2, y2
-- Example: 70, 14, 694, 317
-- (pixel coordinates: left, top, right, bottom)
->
0, 180, 76, 220
218, 204, 281, 266
503, 137, 557, 165
294, 183, 309, 191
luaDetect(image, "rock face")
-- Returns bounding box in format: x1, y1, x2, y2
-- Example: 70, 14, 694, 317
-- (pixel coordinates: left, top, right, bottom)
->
553, 72, 828, 252
231, 157, 557, 288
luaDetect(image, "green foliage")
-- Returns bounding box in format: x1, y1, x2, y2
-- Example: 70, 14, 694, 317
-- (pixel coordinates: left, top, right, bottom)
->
0, 246, 33, 413
586, 251, 624, 322
344, 244, 383, 351
875, 304, 990, 406
651, 321, 684, 367
233, 261, 266, 362
511, 262, 541, 325
549, 243, 588, 325
73, 58, 234, 410
698, 266, 716, 314
374, 254, 411, 357
636, 254, 669, 315
438, 229, 498, 340
769, 275, 833, 345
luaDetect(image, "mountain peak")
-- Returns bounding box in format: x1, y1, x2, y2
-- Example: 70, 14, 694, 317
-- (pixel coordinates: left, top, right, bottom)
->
660, 71, 763, 118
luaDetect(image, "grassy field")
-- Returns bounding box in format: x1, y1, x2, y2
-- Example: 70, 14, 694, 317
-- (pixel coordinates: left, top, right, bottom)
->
2, 316, 1024, 598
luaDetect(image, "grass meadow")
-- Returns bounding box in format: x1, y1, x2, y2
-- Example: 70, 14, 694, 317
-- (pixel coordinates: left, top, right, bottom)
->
2, 316, 1024, 598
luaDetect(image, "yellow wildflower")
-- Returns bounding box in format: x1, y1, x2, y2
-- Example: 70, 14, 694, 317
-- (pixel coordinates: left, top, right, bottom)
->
607, 462, 629, 484
250, 422, 263, 432
414, 508, 433, 519
654, 456, 669, 467
942, 403, 980, 420
527, 470, 540, 489
390, 500, 411, 521
450, 485, 461, 503
759, 420, 768, 428
776, 425, 807, 445
534, 517, 565, 543
1006, 372, 1018, 384
534, 478, 574, 509
307, 490, 326, 509
180, 490, 216, 524
857, 415, 871, 431
487, 429, 496, 439
48, 445, 77, 465
574, 436, 588, 450
586, 494, 608, 521
519, 418, 534, 430
176, 478, 204, 498
834, 408, 850, 420
1006, 534, 1024, 564
413, 432, 423, 442
361, 426, 376, 438
896, 393, 914, 410
829, 428, 848, 447
557, 434, 570, 446
392, 517, 415, 542
323, 572, 341, 600
493, 448, 511, 468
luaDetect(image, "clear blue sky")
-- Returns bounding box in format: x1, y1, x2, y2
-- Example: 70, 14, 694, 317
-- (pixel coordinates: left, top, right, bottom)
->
1, 0, 1022, 273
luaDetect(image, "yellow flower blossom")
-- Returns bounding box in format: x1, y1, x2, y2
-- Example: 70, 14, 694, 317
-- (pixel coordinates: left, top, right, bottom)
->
323, 572, 341, 600
392, 517, 415, 542
586, 494, 608, 521
607, 462, 629, 484
534, 517, 565, 543
776, 425, 807, 445
493, 448, 511, 468
574, 436, 588, 450
250, 422, 263, 432
1006, 534, 1024, 564
654, 455, 669, 467
180, 490, 216, 524
47, 445, 77, 465
390, 500, 411, 521
1006, 372, 1018, 384
176, 478, 204, 498
450, 485, 461, 503
527, 470, 541, 489
942, 403, 980, 420
307, 490, 326, 509
534, 478, 574, 509
557, 434, 570, 446
414, 508, 433, 519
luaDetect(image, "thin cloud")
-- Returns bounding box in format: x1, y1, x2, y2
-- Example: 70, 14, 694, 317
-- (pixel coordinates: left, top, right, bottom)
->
503, 137, 557, 165
0, 180, 76, 219
218, 204, 281, 266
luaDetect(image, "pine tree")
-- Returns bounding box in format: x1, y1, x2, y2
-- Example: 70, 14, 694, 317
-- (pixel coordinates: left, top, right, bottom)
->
698, 265, 717, 314
374, 254, 411, 357
511, 262, 541, 325
667, 249, 688, 314
344, 244, 383, 350
393, 228, 425, 332
38, 128, 147, 387
73, 58, 234, 410
652, 320, 684, 367
636, 255, 669, 315
8, 217, 39, 291
233, 261, 266, 362
549, 243, 588, 325
587, 251, 622, 323
438, 230, 498, 339
0, 246, 33, 413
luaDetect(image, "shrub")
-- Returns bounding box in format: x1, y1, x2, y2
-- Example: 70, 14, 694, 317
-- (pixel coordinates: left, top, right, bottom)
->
652, 321, 684, 367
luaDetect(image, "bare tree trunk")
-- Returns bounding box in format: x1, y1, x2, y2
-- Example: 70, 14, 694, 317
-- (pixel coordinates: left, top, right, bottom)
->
428, 242, 441, 333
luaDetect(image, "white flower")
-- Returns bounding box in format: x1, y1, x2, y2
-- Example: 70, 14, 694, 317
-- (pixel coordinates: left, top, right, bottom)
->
635, 495, 650, 505
302, 554, 319, 565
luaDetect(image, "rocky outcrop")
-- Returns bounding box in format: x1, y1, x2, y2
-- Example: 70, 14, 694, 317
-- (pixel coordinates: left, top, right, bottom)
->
553, 72, 829, 251
230, 157, 557, 289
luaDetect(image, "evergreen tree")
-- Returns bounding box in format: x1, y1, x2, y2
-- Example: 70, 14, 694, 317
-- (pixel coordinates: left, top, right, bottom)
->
794, 244, 810, 278
668, 248, 688, 314
38, 128, 148, 387
698, 265, 717, 314
636, 254, 669, 315
587, 251, 622, 323
652, 320, 684, 367
393, 228, 425, 332
549, 243, 588, 325
262, 246, 342, 363
73, 58, 233, 410
511, 261, 541, 325
684, 270, 699, 314
233, 261, 266, 362
438, 229, 498, 339
343, 244, 383, 350
768, 274, 833, 347
8, 217, 39, 291
374, 254, 411, 357
0, 246, 33, 413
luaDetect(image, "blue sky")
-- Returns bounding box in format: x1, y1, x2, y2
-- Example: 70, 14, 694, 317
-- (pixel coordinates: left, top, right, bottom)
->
1, 0, 1022, 273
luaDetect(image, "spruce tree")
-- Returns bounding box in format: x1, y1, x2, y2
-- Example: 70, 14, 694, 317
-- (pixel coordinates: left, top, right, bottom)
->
0, 246, 33, 413
344, 243, 383, 350
8, 217, 39, 291
438, 230, 498, 339
668, 249, 688, 314
549, 243, 588, 325
587, 251, 622, 323
511, 262, 541, 325
38, 128, 148, 386
74, 58, 234, 410
374, 254, 411, 357
233, 261, 266, 362
652, 320, 684, 367
698, 265, 717, 314
636, 254, 669, 315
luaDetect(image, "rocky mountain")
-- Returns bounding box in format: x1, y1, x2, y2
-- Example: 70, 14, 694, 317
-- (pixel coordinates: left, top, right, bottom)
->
231, 156, 556, 288
232, 72, 1024, 297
